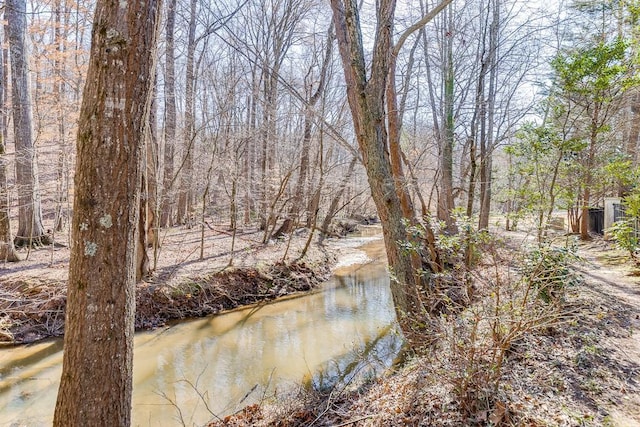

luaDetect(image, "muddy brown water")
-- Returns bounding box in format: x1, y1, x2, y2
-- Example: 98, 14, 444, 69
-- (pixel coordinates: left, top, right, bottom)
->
0, 237, 401, 426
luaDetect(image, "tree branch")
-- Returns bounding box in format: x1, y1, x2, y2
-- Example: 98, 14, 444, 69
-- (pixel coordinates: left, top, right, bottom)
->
393, 0, 453, 57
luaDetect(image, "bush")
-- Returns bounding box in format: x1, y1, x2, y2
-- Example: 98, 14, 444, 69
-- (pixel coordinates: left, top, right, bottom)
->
437, 239, 578, 421
608, 219, 640, 264
520, 243, 581, 303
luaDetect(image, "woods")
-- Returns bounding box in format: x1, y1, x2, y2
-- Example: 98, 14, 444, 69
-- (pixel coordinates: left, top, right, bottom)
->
2, 0, 640, 424
4, 1, 636, 266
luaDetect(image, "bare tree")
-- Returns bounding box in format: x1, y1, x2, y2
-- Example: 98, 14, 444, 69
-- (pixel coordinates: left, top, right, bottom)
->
329, 0, 451, 346
273, 23, 333, 238
160, 0, 177, 227
6, 0, 49, 247
176, 0, 198, 225
53, 0, 162, 423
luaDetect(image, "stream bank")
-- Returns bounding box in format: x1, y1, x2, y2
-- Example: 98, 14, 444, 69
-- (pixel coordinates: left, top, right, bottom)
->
213, 233, 640, 426
0, 236, 397, 426
1, 224, 382, 344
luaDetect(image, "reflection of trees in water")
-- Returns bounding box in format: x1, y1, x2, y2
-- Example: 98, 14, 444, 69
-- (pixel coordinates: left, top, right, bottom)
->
308, 322, 403, 393
331, 272, 395, 323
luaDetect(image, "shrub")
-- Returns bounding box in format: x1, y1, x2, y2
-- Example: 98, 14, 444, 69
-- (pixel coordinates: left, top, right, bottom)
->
608, 219, 640, 264
520, 243, 581, 303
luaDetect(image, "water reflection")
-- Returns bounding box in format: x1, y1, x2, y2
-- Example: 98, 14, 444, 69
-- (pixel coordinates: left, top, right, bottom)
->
0, 240, 400, 426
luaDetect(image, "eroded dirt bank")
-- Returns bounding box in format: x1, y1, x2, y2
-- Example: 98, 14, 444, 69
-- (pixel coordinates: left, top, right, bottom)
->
0, 225, 379, 344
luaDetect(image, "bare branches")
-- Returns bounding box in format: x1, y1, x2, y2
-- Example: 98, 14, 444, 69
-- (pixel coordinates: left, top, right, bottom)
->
393, 0, 454, 57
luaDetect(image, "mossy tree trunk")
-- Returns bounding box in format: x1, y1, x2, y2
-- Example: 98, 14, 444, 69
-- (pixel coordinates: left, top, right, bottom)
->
53, 0, 162, 424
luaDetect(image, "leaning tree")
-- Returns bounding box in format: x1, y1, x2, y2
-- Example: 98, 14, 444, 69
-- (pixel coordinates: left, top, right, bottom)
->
329, 0, 452, 346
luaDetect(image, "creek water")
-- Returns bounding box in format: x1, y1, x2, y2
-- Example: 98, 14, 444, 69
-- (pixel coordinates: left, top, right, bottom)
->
0, 237, 401, 426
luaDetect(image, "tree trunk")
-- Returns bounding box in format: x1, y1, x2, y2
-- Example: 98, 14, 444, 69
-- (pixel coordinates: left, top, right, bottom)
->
0, 39, 19, 262
580, 108, 600, 240
478, 0, 499, 231
330, 0, 452, 346
137, 88, 159, 280
628, 92, 640, 166
437, 3, 457, 233
53, 0, 161, 424
53, 0, 70, 234
274, 25, 333, 238
176, 0, 197, 226
319, 155, 358, 241
6, 0, 48, 247
160, 0, 177, 228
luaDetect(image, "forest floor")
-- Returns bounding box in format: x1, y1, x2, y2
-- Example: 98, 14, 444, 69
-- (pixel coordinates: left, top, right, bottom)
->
0, 222, 372, 344
214, 229, 640, 427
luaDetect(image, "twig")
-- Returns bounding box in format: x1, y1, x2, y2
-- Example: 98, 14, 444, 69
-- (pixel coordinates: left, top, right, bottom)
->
334, 414, 376, 426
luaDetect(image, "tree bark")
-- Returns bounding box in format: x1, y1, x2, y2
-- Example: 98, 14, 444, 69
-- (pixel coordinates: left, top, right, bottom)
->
0, 37, 19, 262
478, 0, 499, 231
580, 105, 600, 240
6, 0, 48, 247
160, 0, 177, 228
53, 0, 161, 424
437, 4, 457, 233
176, 0, 197, 226
53, 0, 71, 234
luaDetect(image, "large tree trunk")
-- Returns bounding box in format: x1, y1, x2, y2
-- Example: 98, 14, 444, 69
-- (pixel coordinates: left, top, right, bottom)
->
53, 0, 161, 424
0, 38, 19, 262
160, 0, 177, 228
6, 0, 48, 247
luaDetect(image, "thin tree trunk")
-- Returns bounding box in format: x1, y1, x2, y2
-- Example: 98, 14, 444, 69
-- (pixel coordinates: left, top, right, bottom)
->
437, 4, 457, 233
274, 25, 333, 238
161, 0, 177, 228
53, 0, 70, 234
176, 0, 197, 226
466, 1, 489, 221
581, 106, 600, 240
319, 156, 358, 241
0, 33, 19, 261
478, 0, 499, 231
136, 82, 159, 281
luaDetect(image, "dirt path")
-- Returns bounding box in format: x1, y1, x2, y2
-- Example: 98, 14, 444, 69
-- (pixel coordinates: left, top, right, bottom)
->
573, 240, 640, 426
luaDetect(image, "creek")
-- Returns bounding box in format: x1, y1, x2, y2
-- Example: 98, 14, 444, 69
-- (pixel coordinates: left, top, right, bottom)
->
0, 237, 401, 426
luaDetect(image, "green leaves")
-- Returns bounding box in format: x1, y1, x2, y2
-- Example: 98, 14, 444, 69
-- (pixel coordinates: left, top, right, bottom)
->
552, 37, 637, 103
